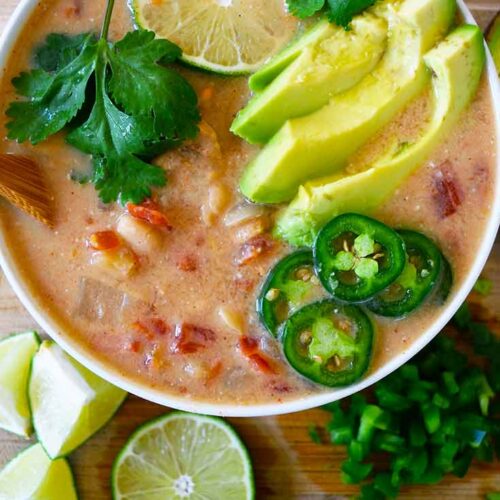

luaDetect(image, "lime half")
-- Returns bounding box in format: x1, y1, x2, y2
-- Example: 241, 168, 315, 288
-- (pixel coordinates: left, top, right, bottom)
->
0, 332, 40, 437
132, 0, 297, 75
29, 340, 127, 458
0, 443, 78, 500
112, 411, 255, 499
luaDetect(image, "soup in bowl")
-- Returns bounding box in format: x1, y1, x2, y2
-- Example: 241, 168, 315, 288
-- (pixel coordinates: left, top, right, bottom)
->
0, 0, 498, 416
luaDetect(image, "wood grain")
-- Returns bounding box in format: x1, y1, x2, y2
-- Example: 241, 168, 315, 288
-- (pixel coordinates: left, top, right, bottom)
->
0, 1, 499, 499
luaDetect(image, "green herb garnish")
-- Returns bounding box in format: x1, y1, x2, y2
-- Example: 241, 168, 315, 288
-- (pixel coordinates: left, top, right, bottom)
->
332, 233, 380, 279
473, 277, 493, 297
286, 0, 377, 29
312, 302, 499, 498
308, 424, 322, 444
6, 0, 200, 204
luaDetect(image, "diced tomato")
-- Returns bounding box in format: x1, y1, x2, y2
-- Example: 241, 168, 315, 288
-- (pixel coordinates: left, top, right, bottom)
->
238, 336, 259, 356
171, 323, 216, 354
132, 318, 171, 340
234, 278, 255, 294
249, 353, 277, 375
269, 382, 292, 393
177, 255, 198, 272
126, 200, 172, 230
87, 231, 121, 251
237, 235, 274, 266
205, 360, 223, 384
126, 340, 142, 353
238, 336, 277, 375
148, 318, 169, 336
64, 0, 82, 17
433, 164, 462, 218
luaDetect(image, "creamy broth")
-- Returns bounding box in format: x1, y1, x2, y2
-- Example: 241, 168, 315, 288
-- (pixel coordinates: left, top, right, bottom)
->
0, 0, 496, 405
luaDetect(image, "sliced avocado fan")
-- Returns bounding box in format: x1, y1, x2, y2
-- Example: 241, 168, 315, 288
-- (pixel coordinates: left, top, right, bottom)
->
487, 13, 500, 74
276, 25, 485, 247
231, 13, 388, 144
239, 0, 456, 204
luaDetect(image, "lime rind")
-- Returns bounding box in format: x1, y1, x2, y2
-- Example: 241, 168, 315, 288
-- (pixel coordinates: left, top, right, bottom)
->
0, 331, 40, 437
131, 0, 296, 75
29, 340, 127, 459
112, 411, 255, 500
0, 443, 78, 500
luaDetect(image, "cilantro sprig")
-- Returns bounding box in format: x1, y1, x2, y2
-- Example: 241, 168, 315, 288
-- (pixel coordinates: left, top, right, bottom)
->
286, 0, 377, 29
332, 233, 381, 279
6, 0, 200, 204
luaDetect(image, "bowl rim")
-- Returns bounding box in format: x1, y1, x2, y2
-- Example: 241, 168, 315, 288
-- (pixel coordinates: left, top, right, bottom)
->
0, 0, 498, 417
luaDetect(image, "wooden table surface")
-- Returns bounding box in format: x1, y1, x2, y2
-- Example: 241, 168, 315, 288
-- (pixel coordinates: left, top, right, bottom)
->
0, 1, 499, 498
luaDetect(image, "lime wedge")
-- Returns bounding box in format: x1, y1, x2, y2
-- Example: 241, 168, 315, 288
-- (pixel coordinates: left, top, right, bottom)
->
0, 332, 40, 437
131, 0, 297, 75
29, 340, 127, 458
112, 411, 255, 499
0, 443, 78, 500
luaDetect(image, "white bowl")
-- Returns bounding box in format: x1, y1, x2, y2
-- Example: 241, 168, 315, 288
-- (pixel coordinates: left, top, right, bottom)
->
0, 0, 498, 417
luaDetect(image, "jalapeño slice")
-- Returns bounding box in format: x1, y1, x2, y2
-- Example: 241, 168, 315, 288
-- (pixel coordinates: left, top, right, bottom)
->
258, 250, 324, 337
314, 214, 406, 302
366, 230, 442, 317
433, 253, 453, 304
282, 300, 374, 387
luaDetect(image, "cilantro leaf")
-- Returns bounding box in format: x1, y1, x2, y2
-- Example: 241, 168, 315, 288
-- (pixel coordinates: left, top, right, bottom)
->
353, 233, 376, 258
286, 0, 325, 18
34, 33, 94, 72
11, 69, 52, 99
332, 250, 355, 271
286, 0, 377, 28
107, 30, 199, 145
354, 258, 379, 279
326, 0, 377, 29
67, 41, 166, 204
473, 278, 493, 296
7, 28, 200, 205
6, 39, 97, 144
92, 155, 166, 204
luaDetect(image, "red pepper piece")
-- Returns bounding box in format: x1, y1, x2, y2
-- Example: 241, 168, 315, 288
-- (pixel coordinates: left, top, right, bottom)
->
88, 230, 121, 251
127, 200, 172, 230
171, 323, 216, 354
238, 336, 259, 356
238, 336, 277, 375
177, 255, 198, 272
433, 164, 462, 218
205, 360, 223, 384
249, 353, 277, 375
237, 235, 274, 266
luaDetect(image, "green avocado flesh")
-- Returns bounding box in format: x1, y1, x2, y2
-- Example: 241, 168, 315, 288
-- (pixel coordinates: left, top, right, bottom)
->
487, 13, 500, 74
247, 20, 334, 93
276, 25, 485, 247
239, 0, 456, 204
231, 14, 388, 144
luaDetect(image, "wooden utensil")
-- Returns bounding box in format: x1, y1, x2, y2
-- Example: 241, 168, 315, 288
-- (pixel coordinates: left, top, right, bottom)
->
0, 154, 53, 227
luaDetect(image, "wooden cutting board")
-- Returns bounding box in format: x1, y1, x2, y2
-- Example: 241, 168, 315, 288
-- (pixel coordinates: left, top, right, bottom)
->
0, 1, 499, 498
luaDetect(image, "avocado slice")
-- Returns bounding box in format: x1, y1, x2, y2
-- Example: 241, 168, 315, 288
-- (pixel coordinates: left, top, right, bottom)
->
232, 14, 388, 144
240, 0, 456, 204
487, 13, 500, 74
248, 20, 334, 93
276, 25, 486, 247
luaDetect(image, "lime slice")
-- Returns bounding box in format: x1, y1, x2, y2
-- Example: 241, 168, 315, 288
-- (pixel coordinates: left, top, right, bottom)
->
0, 332, 40, 437
132, 0, 298, 75
0, 443, 78, 500
29, 340, 127, 458
112, 411, 255, 499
